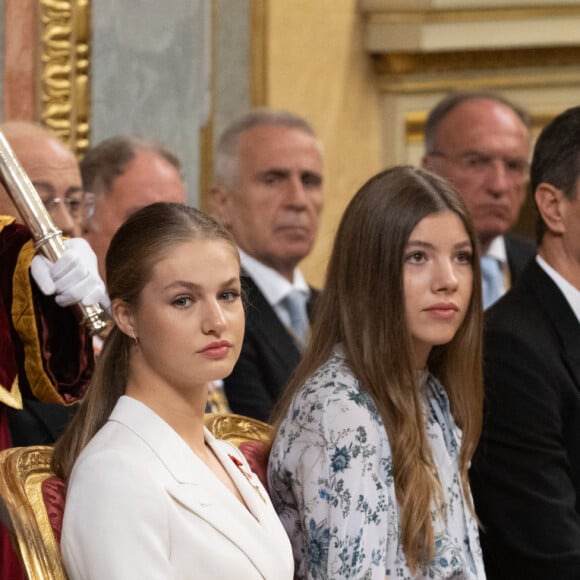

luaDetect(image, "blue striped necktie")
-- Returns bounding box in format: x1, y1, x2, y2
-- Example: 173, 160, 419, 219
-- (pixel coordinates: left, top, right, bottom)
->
481, 255, 503, 309
282, 289, 309, 342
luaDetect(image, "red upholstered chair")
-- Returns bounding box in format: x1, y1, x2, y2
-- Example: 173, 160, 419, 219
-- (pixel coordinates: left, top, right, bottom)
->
0, 446, 67, 580
204, 413, 271, 490
0, 416, 271, 580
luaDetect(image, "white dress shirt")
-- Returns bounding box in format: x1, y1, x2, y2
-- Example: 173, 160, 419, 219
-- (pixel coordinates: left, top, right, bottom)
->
536, 255, 580, 323
239, 249, 310, 329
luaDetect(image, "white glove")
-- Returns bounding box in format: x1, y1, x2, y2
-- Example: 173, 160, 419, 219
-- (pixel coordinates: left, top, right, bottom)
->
30, 238, 111, 311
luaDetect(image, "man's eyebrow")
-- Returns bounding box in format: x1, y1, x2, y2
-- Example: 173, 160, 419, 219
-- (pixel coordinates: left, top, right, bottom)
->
32, 181, 56, 195
301, 170, 323, 182
64, 186, 84, 197
257, 169, 290, 177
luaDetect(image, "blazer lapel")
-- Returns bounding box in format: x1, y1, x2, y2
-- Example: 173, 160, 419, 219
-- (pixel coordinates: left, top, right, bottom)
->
165, 430, 289, 579
110, 398, 288, 579
528, 262, 580, 388
204, 429, 272, 521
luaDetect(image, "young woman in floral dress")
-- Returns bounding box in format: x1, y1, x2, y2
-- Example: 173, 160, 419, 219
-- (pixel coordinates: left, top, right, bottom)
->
268, 166, 486, 579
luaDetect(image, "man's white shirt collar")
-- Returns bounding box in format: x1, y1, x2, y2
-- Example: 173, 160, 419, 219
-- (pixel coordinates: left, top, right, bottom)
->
485, 236, 508, 270
239, 249, 310, 328
536, 254, 580, 323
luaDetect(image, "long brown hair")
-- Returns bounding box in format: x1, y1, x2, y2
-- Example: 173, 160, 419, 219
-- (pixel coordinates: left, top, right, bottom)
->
270, 166, 483, 571
52, 202, 237, 480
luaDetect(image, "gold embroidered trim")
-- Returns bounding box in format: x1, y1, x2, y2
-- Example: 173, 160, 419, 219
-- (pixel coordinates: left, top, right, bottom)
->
0, 376, 23, 410
11, 241, 63, 404
0, 215, 15, 229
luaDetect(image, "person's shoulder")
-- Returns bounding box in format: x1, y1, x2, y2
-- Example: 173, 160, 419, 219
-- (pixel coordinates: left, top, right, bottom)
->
486, 259, 537, 318
505, 233, 536, 278
292, 347, 381, 423
300, 347, 355, 393
484, 292, 536, 346
483, 262, 560, 363
70, 420, 159, 485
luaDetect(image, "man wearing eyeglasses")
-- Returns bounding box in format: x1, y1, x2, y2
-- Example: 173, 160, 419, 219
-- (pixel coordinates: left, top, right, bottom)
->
422, 91, 535, 309
0, 122, 101, 447
0, 121, 89, 238
0, 122, 107, 579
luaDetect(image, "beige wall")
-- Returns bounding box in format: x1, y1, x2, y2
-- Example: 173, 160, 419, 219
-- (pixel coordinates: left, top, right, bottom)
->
266, 0, 384, 288
264, 1, 580, 287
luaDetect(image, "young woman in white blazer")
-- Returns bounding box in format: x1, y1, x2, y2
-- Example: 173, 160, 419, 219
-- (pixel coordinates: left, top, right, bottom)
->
53, 202, 293, 580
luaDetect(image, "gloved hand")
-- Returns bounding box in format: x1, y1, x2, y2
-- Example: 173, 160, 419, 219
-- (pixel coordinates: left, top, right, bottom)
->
30, 238, 111, 312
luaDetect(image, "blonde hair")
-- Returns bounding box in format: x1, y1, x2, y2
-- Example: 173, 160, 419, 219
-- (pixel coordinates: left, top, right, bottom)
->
270, 166, 483, 571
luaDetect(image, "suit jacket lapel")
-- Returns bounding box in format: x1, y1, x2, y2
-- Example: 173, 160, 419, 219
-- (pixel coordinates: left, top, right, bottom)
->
110, 397, 286, 579
165, 431, 288, 579
242, 274, 301, 372
527, 262, 580, 387
505, 233, 535, 283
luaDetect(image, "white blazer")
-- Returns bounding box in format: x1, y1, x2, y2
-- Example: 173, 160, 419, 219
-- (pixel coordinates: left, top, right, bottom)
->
61, 396, 294, 579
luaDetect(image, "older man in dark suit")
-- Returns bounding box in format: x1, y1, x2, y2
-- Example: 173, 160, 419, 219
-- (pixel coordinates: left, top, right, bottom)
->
470, 106, 580, 578
211, 110, 323, 422
422, 91, 535, 309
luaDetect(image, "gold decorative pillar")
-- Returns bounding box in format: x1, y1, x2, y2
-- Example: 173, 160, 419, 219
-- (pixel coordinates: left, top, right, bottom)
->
39, 0, 91, 156
3, 0, 91, 157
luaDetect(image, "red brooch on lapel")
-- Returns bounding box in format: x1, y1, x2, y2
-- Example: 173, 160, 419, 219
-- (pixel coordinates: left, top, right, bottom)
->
229, 454, 267, 504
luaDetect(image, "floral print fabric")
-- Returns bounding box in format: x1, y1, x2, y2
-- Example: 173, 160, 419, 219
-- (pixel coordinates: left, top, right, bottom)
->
268, 346, 485, 579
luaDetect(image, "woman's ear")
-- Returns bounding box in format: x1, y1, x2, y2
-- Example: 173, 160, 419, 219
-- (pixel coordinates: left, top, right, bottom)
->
535, 183, 566, 235
110, 298, 136, 338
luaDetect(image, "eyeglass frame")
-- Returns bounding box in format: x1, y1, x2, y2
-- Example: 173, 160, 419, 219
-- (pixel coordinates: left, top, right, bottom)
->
40, 191, 96, 222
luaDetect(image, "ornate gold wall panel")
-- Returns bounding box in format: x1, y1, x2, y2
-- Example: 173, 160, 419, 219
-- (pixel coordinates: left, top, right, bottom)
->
38, 0, 90, 157
373, 46, 580, 76
359, 1, 580, 243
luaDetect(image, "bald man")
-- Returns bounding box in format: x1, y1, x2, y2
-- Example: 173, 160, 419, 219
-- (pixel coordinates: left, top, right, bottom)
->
0, 122, 84, 238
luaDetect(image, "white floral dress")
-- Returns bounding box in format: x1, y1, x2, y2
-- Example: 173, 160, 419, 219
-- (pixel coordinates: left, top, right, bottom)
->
267, 346, 486, 579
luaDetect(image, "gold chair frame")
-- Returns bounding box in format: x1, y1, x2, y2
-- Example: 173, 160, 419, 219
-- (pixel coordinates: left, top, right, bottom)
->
204, 412, 272, 447
0, 445, 66, 580
0, 415, 270, 580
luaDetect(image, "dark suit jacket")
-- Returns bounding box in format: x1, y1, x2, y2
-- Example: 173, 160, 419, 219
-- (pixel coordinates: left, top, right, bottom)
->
504, 233, 535, 284
223, 274, 319, 422
7, 399, 77, 446
470, 259, 580, 579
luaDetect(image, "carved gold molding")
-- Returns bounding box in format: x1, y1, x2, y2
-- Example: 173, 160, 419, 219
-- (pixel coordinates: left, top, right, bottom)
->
373, 46, 580, 76
38, 0, 90, 157
377, 68, 580, 94
365, 6, 580, 24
